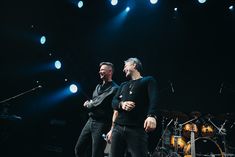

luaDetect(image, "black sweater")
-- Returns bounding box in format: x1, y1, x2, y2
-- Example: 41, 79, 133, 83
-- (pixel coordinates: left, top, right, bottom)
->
112, 76, 158, 127
88, 81, 119, 123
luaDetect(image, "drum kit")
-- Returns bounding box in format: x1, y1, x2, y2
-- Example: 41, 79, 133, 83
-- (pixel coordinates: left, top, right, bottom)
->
152, 110, 235, 157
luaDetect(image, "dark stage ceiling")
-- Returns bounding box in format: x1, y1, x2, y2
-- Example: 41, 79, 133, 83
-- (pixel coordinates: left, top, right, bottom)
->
1, 0, 235, 114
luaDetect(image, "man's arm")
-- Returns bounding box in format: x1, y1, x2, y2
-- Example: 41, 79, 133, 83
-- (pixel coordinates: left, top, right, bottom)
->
112, 83, 124, 110
144, 77, 158, 132
106, 110, 118, 143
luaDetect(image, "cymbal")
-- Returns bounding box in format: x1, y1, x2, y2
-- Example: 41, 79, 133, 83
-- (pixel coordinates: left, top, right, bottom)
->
159, 109, 172, 117
203, 113, 215, 120
216, 113, 235, 120
159, 110, 188, 120
169, 111, 189, 120
189, 111, 201, 118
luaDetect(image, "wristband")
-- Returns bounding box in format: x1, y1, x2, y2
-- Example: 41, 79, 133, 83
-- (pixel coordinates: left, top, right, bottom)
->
147, 114, 157, 120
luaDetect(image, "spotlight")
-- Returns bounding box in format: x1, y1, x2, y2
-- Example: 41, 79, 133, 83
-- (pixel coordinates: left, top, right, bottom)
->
174, 7, 178, 11
198, 0, 206, 4
150, 0, 158, 4
69, 84, 78, 93
40, 36, 46, 45
78, 1, 83, 8
229, 5, 234, 10
111, 0, 118, 6
125, 6, 130, 12
54, 60, 62, 69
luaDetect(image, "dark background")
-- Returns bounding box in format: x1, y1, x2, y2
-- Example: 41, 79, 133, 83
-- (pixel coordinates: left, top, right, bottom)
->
1, 0, 235, 156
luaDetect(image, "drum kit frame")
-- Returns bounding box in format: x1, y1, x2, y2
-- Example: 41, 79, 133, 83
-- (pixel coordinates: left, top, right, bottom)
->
152, 111, 235, 157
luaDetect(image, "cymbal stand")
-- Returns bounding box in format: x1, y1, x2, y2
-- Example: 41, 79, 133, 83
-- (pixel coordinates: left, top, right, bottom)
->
155, 117, 173, 156
173, 118, 181, 153
179, 117, 198, 127
208, 118, 227, 156
167, 118, 182, 157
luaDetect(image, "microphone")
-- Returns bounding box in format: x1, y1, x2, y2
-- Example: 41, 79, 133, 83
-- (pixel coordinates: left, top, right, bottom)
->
230, 122, 235, 129
102, 134, 107, 141
170, 82, 174, 93
219, 82, 224, 94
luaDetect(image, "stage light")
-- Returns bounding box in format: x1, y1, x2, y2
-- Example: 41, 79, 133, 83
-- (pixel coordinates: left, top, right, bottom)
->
40, 36, 46, 44
198, 0, 206, 4
150, 0, 158, 4
54, 60, 61, 69
174, 8, 178, 11
125, 6, 130, 12
229, 5, 234, 10
111, 0, 118, 6
78, 1, 83, 8
69, 84, 78, 93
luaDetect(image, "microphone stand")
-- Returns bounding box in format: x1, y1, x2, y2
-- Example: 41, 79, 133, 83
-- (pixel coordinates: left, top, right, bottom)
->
0, 85, 42, 119
0, 85, 42, 104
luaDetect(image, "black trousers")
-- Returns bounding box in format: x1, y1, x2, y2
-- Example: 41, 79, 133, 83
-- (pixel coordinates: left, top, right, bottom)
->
110, 124, 149, 157
75, 118, 109, 157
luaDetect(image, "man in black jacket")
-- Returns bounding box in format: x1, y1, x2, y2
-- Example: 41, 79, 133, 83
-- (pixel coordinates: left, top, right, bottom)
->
110, 58, 158, 157
74, 62, 119, 157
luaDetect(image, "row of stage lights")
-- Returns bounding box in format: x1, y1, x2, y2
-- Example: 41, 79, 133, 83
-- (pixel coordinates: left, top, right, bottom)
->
40, 36, 78, 94
77, 0, 234, 11
38, 0, 234, 96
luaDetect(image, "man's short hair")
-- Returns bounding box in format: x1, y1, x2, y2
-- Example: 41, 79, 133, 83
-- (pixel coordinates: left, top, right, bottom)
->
124, 57, 143, 73
99, 62, 114, 72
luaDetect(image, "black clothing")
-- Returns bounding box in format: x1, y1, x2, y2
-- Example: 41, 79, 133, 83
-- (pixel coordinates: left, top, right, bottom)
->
110, 76, 158, 157
112, 76, 158, 127
75, 81, 118, 157
88, 81, 119, 123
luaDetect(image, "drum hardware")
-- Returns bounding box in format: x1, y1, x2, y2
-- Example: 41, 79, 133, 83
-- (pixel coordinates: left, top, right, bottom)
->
208, 118, 226, 135
183, 137, 224, 157
180, 117, 199, 157
170, 118, 187, 155
154, 117, 173, 157
208, 118, 228, 156
181, 117, 199, 139
200, 114, 215, 138
173, 118, 180, 152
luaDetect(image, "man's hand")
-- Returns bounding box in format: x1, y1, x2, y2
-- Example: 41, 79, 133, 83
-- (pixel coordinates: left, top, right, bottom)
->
106, 129, 113, 143
144, 117, 157, 132
83, 100, 91, 108
121, 101, 135, 111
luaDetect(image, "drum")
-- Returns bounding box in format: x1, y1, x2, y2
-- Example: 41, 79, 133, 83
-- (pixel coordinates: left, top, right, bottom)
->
201, 124, 214, 137
170, 135, 186, 149
183, 137, 223, 156
183, 123, 198, 139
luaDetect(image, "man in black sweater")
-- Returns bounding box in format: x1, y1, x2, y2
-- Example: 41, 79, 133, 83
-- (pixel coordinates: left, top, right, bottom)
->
110, 57, 158, 157
74, 62, 119, 157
